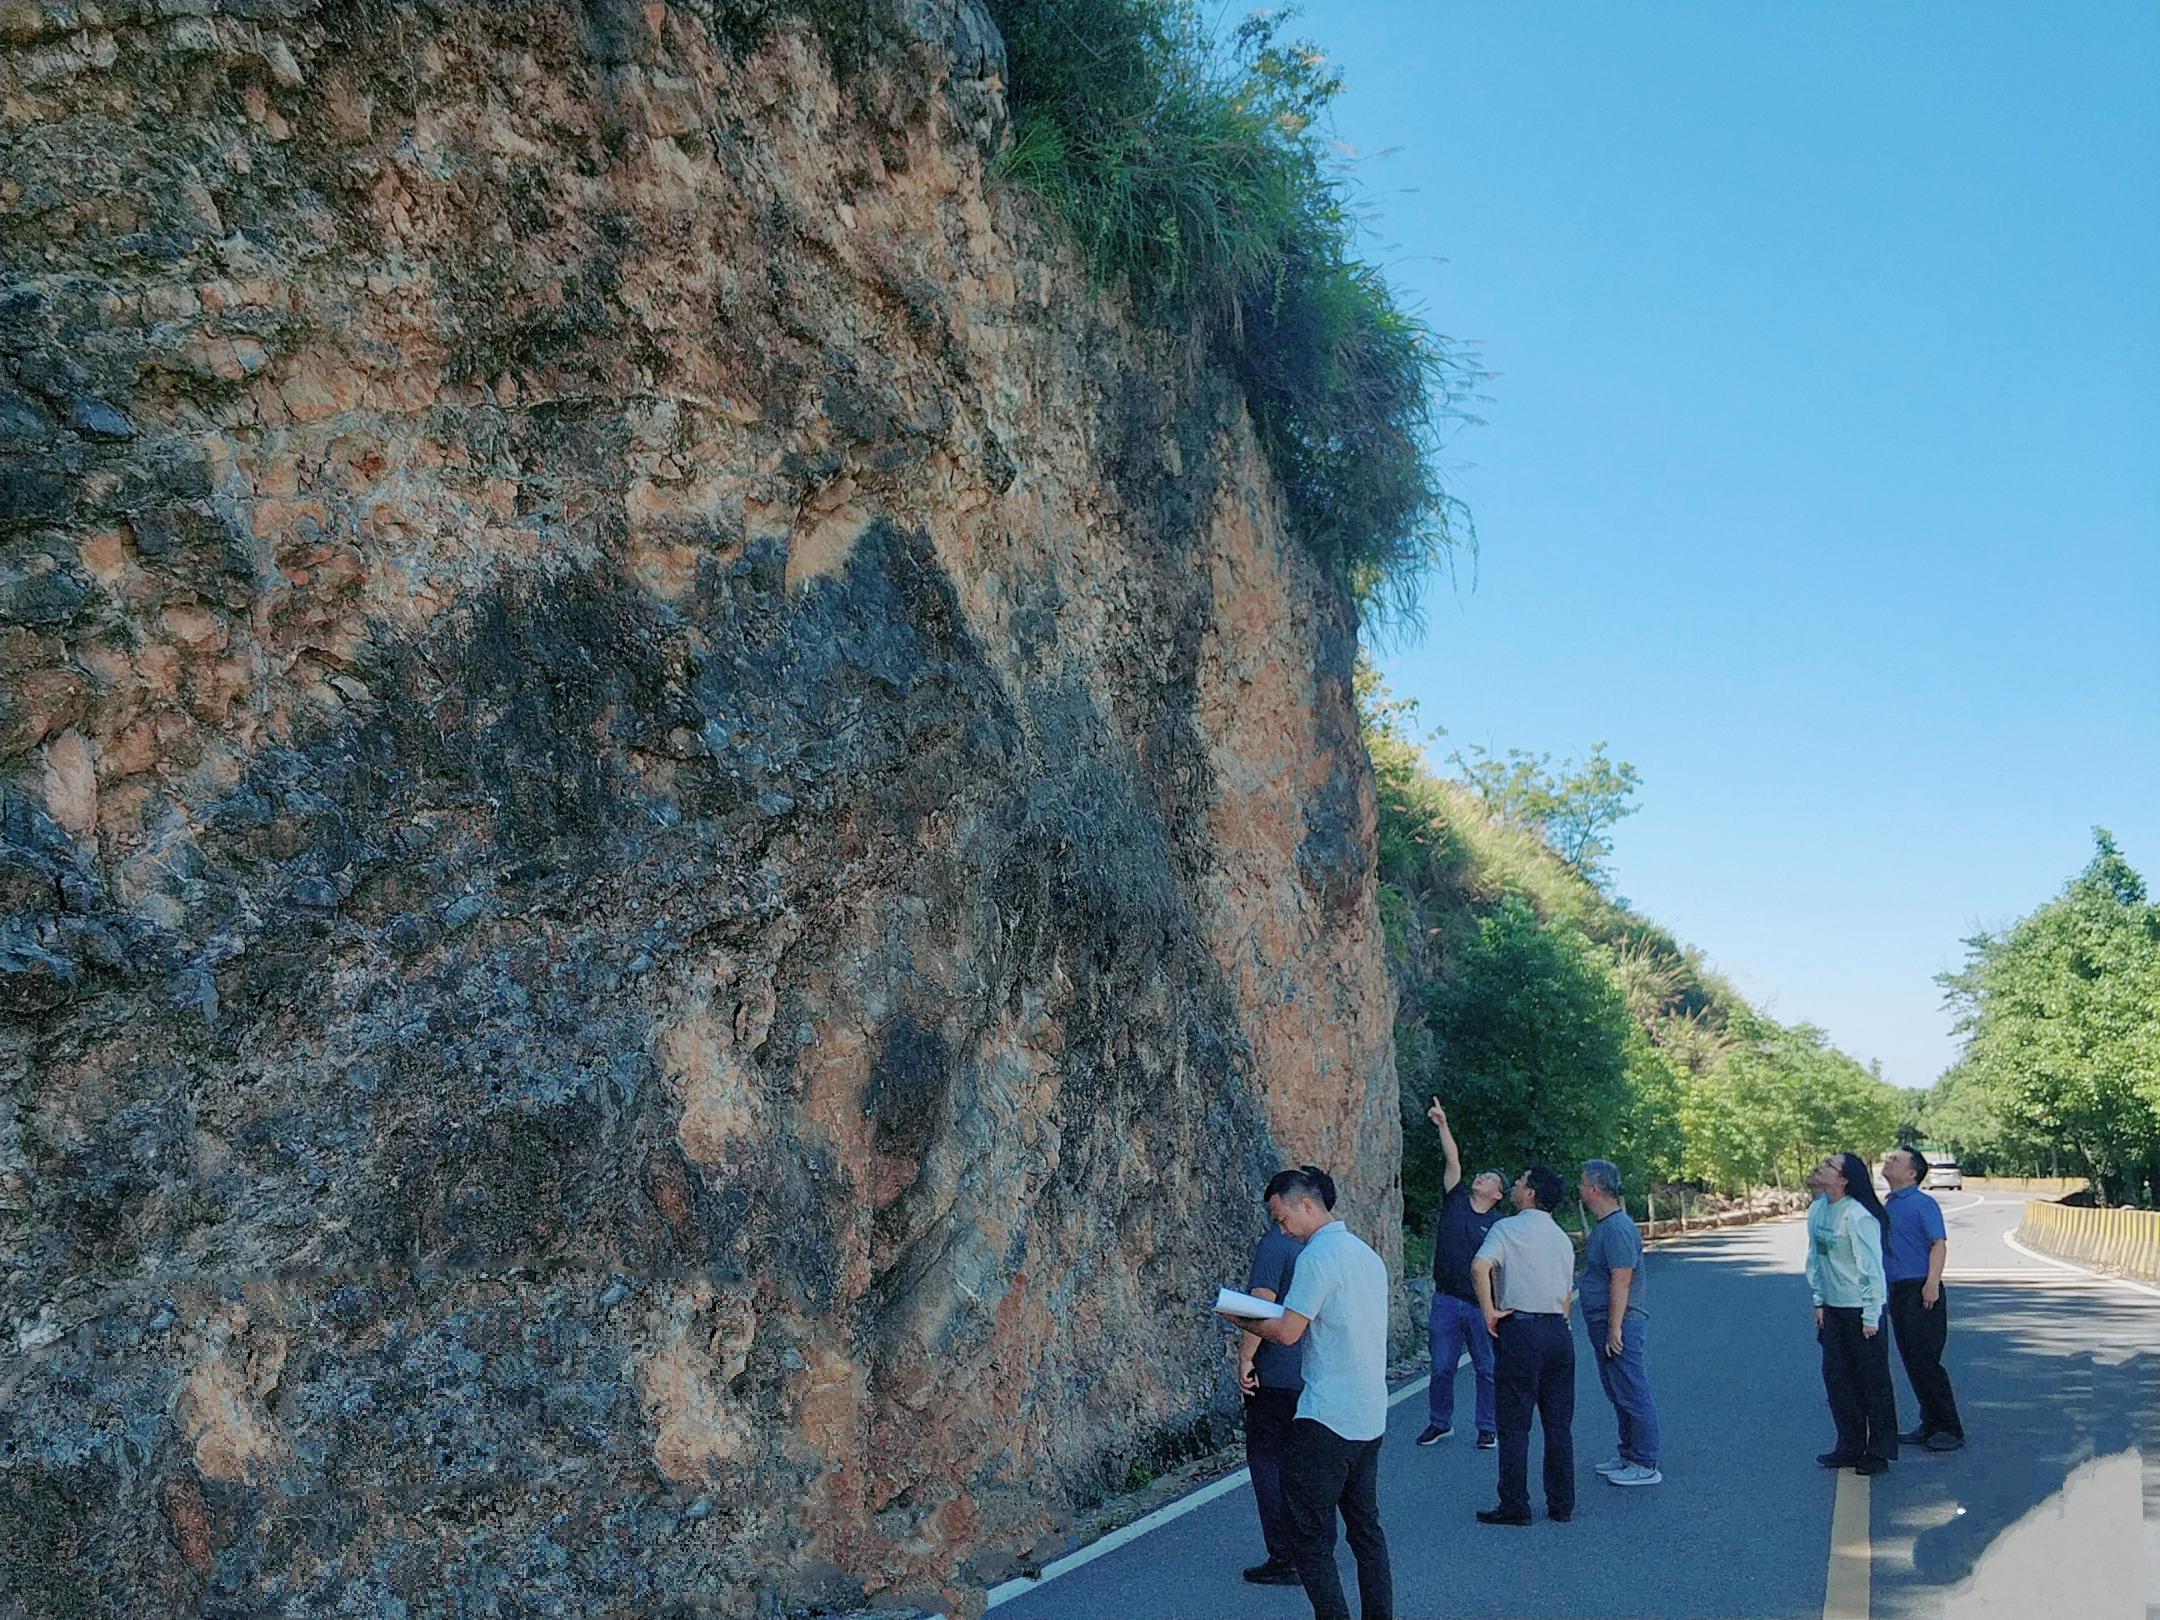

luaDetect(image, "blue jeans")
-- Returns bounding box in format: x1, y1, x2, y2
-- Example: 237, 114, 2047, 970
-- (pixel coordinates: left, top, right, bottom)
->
1587, 1309, 1661, 1468
1427, 1292, 1496, 1433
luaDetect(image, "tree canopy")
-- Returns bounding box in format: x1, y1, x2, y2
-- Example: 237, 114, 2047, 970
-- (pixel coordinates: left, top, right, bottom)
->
1929, 831, 2160, 1205
1450, 742, 1641, 887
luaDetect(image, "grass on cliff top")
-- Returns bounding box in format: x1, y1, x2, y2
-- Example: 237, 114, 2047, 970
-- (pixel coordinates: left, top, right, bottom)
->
986, 0, 1486, 627
1369, 710, 1747, 1035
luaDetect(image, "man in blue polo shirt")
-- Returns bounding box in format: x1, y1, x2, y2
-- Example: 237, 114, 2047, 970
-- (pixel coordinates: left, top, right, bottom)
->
1881, 1148, 1965, 1451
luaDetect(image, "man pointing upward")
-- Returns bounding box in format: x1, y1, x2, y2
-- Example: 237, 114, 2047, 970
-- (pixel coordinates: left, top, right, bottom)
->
1418, 1098, 1505, 1450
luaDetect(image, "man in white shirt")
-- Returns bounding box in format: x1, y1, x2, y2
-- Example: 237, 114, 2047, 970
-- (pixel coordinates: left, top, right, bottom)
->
1221, 1166, 1393, 1620
1471, 1164, 1578, 1526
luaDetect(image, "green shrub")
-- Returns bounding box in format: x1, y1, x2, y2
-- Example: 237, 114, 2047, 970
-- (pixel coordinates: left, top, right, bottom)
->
987, 0, 1484, 622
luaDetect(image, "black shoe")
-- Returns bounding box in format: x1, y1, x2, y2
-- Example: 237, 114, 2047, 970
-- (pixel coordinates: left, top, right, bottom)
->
1415, 1424, 1453, 1446
1898, 1426, 1932, 1446
1854, 1455, 1890, 1476
1926, 1432, 1965, 1453
1476, 1508, 1533, 1526
1476, 1430, 1498, 1450
1242, 1559, 1301, 1585
1817, 1450, 1863, 1468
1549, 1509, 1574, 1523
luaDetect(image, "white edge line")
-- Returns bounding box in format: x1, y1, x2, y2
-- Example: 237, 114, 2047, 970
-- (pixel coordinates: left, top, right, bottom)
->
981, 1467, 1257, 1608
2001, 1226, 2160, 1300
978, 1366, 1446, 1611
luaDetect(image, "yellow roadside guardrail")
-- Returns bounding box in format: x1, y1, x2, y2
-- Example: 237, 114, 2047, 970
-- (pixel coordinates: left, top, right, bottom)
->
2019, 1199, 2160, 1281
1965, 1175, 2089, 1195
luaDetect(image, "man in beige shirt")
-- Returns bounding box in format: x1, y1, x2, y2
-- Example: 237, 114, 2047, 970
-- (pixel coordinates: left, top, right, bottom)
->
1471, 1164, 1578, 1526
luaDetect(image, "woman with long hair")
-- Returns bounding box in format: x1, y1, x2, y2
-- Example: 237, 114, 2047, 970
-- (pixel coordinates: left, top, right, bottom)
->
1805, 1152, 1900, 1473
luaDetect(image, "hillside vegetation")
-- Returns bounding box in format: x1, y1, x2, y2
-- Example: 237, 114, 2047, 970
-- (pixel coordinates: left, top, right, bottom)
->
986, 0, 1486, 622
1363, 676, 1905, 1236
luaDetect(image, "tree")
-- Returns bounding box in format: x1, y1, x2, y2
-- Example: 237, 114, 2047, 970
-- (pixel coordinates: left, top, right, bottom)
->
1405, 896, 1681, 1229
1936, 830, 2160, 1205
1450, 741, 1641, 886
1678, 1016, 1903, 1194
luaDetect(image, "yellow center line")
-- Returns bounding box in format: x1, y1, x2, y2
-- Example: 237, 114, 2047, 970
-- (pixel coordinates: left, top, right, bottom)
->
1823, 1468, 1871, 1620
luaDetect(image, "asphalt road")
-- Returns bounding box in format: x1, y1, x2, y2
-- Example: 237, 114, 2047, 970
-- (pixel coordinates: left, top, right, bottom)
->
989, 1194, 2160, 1620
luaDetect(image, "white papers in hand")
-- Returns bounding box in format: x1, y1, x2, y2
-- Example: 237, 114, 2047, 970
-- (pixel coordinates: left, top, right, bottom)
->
1214, 1286, 1285, 1320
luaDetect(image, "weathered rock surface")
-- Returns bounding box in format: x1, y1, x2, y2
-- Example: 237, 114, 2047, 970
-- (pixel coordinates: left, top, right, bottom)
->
0, 3, 1400, 1614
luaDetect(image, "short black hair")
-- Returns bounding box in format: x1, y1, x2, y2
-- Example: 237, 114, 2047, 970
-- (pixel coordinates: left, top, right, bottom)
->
1901, 1147, 1931, 1179
1266, 1165, 1337, 1211
1522, 1164, 1566, 1212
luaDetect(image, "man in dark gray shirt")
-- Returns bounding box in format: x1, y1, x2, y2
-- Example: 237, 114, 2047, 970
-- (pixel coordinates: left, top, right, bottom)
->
1235, 1170, 1312, 1585
1580, 1159, 1661, 1486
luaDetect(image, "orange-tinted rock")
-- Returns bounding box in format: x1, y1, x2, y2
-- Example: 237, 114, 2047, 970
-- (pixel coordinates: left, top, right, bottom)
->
0, 4, 1398, 1613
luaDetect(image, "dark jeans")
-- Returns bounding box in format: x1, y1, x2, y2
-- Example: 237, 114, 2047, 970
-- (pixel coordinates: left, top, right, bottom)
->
1245, 1386, 1300, 1562
1428, 1291, 1497, 1433
1494, 1312, 1575, 1518
1585, 1308, 1660, 1468
1280, 1418, 1393, 1620
1888, 1281, 1963, 1439
1819, 1305, 1900, 1460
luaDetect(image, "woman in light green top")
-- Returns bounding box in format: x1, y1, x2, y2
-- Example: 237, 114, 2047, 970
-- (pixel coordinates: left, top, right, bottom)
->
1806, 1152, 1901, 1473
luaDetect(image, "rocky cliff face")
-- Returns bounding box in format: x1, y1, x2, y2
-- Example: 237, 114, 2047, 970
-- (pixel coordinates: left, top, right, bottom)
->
0, 3, 1400, 1614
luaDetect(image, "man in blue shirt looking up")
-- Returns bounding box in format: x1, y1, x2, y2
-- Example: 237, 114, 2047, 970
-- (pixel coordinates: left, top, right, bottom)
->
1579, 1159, 1661, 1487
1881, 1148, 1965, 1451
1417, 1098, 1504, 1449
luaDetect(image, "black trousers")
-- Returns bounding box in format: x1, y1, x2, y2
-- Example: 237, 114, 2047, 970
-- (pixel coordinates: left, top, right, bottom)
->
1494, 1312, 1575, 1518
1244, 1386, 1300, 1562
1280, 1417, 1393, 1620
1819, 1305, 1900, 1460
1888, 1281, 1964, 1439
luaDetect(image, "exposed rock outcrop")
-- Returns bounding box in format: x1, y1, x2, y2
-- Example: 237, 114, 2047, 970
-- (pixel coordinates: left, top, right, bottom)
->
0, 3, 1399, 1613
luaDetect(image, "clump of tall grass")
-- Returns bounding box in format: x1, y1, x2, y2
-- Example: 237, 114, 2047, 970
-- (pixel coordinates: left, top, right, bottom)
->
987, 0, 1485, 625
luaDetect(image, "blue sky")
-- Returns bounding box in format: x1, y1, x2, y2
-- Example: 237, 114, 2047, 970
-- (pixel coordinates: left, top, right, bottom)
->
1311, 2, 2160, 1089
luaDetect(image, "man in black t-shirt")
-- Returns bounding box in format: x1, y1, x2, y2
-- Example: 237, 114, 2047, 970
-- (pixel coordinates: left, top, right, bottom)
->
1418, 1099, 1506, 1448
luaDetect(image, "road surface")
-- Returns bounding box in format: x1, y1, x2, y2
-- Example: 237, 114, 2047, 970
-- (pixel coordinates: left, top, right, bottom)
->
989, 1194, 2160, 1619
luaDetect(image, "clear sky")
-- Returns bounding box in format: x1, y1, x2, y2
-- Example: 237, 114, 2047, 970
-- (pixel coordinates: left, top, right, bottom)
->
1313, 2, 2160, 1090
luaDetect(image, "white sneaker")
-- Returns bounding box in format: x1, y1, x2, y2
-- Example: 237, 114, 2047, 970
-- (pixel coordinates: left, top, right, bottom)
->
1605, 1464, 1663, 1487
1593, 1456, 1628, 1476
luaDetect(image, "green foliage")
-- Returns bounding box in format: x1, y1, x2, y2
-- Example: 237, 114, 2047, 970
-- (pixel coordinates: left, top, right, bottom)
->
1451, 741, 1642, 887
1362, 667, 1903, 1226
986, 0, 1485, 622
1679, 1018, 1903, 1193
1931, 831, 2160, 1205
1919, 1061, 2055, 1178
1413, 897, 1684, 1216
